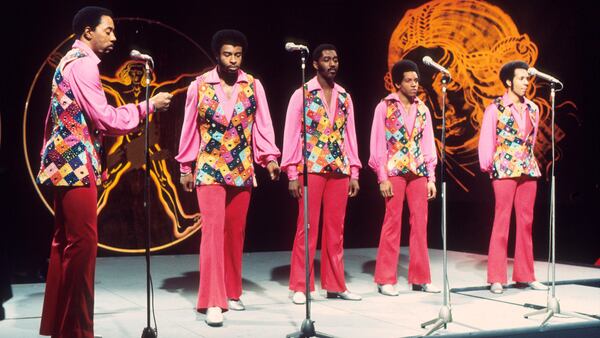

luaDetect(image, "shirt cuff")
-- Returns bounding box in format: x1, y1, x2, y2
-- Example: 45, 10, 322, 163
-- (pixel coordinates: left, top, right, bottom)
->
264, 155, 278, 167
138, 100, 155, 119
180, 163, 192, 175
286, 165, 299, 181
376, 167, 388, 183
350, 166, 360, 180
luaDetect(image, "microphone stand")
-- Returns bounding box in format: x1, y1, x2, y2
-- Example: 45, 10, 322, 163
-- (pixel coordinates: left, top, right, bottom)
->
286, 49, 333, 338
523, 82, 593, 325
421, 74, 454, 336
141, 60, 157, 338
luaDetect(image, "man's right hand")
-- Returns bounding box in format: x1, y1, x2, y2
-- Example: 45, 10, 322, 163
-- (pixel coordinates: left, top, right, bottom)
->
379, 180, 394, 198
150, 92, 173, 112
180, 173, 195, 192
288, 179, 302, 199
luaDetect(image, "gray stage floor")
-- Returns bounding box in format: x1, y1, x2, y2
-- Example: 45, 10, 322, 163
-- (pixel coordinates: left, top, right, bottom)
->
1, 248, 599, 337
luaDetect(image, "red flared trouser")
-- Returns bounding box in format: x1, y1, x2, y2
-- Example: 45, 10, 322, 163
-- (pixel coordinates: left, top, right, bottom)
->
374, 175, 431, 285
487, 177, 537, 284
289, 174, 349, 293
196, 184, 251, 311
40, 184, 98, 338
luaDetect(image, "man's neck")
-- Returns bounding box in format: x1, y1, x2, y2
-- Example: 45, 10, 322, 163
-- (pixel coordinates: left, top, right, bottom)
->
316, 74, 334, 90
507, 89, 524, 105
397, 91, 414, 107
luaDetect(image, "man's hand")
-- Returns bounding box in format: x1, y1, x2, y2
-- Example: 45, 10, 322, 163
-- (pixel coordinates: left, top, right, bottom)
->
427, 181, 437, 200
379, 180, 394, 198
288, 179, 302, 198
267, 161, 281, 181
180, 173, 195, 192
150, 92, 173, 112
348, 179, 360, 197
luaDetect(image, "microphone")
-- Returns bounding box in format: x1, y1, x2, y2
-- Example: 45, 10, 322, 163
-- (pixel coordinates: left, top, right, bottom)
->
422, 56, 451, 77
285, 42, 309, 52
130, 49, 154, 65
528, 67, 562, 85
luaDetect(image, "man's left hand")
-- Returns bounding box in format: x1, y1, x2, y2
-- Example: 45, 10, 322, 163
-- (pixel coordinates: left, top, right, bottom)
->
427, 181, 437, 200
348, 179, 360, 197
267, 161, 281, 181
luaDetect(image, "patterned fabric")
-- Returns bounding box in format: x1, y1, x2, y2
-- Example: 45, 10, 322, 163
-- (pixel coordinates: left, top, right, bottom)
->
385, 100, 429, 177
492, 98, 541, 179
37, 49, 103, 186
195, 75, 257, 187
296, 89, 350, 175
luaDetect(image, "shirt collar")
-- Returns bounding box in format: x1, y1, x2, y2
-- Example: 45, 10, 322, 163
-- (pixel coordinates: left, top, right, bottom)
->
203, 66, 250, 84
72, 40, 101, 65
501, 92, 535, 110
384, 92, 422, 106
305, 76, 346, 93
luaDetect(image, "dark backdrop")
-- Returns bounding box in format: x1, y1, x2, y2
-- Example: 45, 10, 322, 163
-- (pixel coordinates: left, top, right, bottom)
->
1, 0, 598, 282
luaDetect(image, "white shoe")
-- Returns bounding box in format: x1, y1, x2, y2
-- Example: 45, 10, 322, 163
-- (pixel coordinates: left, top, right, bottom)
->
292, 291, 306, 305
490, 282, 503, 294
412, 283, 441, 293
227, 298, 245, 311
326, 290, 362, 301
528, 281, 549, 291
205, 307, 223, 327
377, 284, 399, 296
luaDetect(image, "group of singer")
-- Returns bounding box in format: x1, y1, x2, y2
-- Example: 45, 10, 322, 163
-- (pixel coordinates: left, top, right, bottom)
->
34, 6, 549, 336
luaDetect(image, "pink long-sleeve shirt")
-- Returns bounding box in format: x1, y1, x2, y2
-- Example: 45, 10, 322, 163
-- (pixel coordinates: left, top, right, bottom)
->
42, 40, 153, 145
368, 93, 437, 183
280, 76, 362, 181
478, 92, 539, 174
175, 67, 280, 174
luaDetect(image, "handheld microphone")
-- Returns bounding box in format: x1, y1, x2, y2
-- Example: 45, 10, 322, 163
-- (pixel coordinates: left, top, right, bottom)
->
422, 56, 451, 77
528, 67, 562, 85
285, 42, 309, 52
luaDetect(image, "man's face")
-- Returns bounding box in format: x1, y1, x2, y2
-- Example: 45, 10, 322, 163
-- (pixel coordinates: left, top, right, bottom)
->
218, 44, 243, 74
509, 68, 530, 97
313, 50, 339, 81
88, 15, 116, 56
396, 71, 419, 99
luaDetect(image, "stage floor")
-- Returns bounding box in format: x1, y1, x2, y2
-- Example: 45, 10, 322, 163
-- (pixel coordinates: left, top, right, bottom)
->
1, 248, 599, 337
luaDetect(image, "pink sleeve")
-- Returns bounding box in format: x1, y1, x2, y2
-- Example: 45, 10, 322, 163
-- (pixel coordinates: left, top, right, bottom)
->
251, 79, 281, 167
343, 95, 362, 180
280, 89, 304, 180
174, 81, 200, 174
368, 101, 389, 183
478, 104, 498, 173
422, 108, 438, 182
68, 58, 151, 136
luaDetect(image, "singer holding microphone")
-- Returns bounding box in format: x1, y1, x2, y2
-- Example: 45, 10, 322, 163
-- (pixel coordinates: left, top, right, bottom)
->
478, 61, 548, 294
281, 43, 362, 305
369, 60, 439, 296
176, 29, 280, 326
35, 6, 172, 338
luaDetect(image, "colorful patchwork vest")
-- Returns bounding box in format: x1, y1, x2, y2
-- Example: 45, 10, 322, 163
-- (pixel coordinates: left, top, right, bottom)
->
36, 48, 104, 186
194, 75, 257, 187
491, 98, 541, 179
385, 100, 429, 178
297, 89, 350, 175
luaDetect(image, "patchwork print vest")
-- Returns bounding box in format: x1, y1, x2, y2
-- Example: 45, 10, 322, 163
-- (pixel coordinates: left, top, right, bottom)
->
36, 48, 104, 186
385, 100, 429, 177
297, 89, 350, 175
492, 98, 541, 179
195, 75, 257, 187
